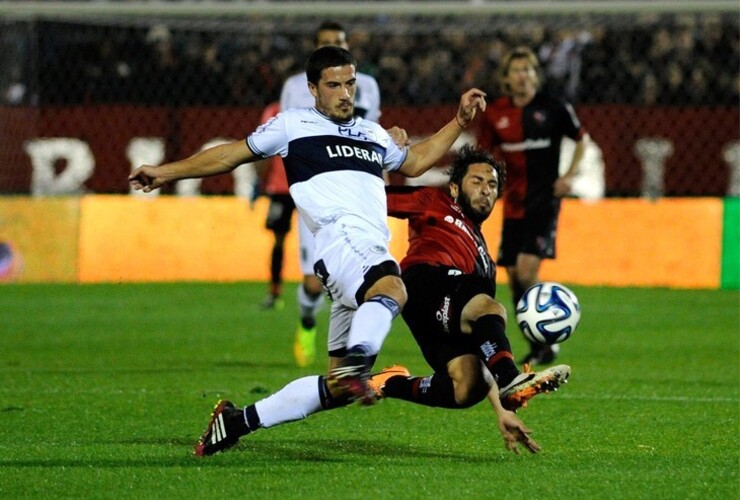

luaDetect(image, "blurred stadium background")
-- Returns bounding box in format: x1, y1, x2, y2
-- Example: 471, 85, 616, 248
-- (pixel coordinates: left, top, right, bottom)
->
0, 0, 738, 287
0, 0, 738, 197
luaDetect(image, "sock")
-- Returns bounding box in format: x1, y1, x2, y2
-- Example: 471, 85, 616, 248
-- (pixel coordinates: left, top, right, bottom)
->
318, 375, 353, 410
237, 404, 260, 437
469, 314, 519, 388
346, 295, 400, 355
384, 373, 474, 409
253, 375, 326, 428
270, 246, 284, 292
297, 284, 324, 325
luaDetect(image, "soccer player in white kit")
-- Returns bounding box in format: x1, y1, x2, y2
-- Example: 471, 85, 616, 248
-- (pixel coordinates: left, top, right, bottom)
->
129, 46, 486, 456
279, 20, 382, 368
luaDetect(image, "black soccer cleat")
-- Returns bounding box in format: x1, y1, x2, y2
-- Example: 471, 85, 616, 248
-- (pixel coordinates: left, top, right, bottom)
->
194, 400, 245, 457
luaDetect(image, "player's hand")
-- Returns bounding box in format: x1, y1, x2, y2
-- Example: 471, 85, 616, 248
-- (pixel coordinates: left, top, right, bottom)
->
387, 126, 410, 148
497, 410, 541, 455
456, 88, 487, 128
129, 165, 165, 193
554, 175, 574, 197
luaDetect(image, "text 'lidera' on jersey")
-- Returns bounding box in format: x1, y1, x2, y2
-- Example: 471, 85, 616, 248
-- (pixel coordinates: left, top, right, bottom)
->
326, 145, 383, 165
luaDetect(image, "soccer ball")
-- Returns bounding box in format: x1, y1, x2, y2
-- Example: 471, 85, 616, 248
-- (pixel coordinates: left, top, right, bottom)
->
515, 282, 581, 345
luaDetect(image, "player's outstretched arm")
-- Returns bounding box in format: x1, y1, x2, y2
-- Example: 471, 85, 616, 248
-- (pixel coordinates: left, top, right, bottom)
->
129, 140, 256, 193
397, 88, 486, 178
487, 385, 541, 455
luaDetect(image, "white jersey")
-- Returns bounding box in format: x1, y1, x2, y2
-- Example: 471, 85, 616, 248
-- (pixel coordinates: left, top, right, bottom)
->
280, 71, 381, 122
247, 107, 407, 238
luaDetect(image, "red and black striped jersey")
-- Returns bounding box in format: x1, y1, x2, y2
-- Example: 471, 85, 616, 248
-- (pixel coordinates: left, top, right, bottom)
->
478, 92, 585, 219
386, 185, 496, 283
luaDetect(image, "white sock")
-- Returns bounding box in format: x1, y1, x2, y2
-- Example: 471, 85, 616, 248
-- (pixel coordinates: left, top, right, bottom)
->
254, 376, 324, 428
346, 299, 394, 355
297, 284, 324, 321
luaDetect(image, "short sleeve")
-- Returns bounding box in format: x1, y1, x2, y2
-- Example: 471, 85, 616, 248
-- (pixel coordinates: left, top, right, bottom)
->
247, 112, 289, 159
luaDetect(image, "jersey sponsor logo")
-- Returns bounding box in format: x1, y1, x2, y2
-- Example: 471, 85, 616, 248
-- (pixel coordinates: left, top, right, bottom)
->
435, 294, 452, 333
443, 215, 475, 246
338, 126, 376, 142
500, 138, 552, 152
443, 215, 491, 275
533, 111, 547, 124
326, 144, 383, 166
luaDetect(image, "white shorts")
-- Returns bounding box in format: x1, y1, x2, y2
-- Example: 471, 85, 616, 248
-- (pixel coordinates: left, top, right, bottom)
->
297, 216, 315, 276
312, 215, 398, 310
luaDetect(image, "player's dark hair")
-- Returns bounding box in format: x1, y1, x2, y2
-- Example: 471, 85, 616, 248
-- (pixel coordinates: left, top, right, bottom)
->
305, 46, 356, 85
448, 145, 506, 195
314, 20, 345, 45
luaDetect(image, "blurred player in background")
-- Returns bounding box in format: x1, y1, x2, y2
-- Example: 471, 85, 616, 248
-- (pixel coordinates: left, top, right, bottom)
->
366, 146, 569, 455
260, 20, 382, 368
477, 46, 589, 365
130, 46, 487, 456
257, 101, 291, 312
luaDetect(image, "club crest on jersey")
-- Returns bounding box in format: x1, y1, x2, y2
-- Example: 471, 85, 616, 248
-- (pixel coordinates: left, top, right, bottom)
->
326, 144, 382, 165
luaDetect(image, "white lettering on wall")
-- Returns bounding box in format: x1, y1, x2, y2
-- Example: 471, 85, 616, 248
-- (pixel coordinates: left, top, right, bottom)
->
24, 138, 95, 196
634, 138, 674, 200
175, 138, 257, 199
723, 141, 740, 197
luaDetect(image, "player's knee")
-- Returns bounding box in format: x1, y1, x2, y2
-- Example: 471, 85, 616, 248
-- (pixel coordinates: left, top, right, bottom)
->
363, 273, 407, 309
304, 274, 323, 296
462, 295, 507, 325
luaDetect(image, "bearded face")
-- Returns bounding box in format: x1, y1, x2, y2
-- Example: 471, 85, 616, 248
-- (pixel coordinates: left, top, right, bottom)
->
452, 163, 499, 224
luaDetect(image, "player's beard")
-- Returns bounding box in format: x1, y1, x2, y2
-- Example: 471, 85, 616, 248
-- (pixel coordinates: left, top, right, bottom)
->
331, 100, 354, 121
458, 191, 491, 225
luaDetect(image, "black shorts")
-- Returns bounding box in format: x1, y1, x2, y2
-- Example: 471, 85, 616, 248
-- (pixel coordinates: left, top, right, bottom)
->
265, 194, 295, 233
497, 213, 558, 266
401, 265, 496, 373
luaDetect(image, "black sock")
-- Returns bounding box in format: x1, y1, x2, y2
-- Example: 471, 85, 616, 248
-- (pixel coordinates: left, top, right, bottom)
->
234, 404, 261, 437
469, 314, 519, 388
384, 373, 473, 409
270, 246, 284, 286
318, 375, 353, 409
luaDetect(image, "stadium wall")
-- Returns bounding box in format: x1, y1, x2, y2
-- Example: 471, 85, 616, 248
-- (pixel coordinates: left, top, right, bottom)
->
1, 105, 738, 196
0, 196, 736, 289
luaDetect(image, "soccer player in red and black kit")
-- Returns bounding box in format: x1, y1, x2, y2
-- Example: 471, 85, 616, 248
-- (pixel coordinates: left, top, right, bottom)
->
369, 146, 571, 453
477, 46, 590, 365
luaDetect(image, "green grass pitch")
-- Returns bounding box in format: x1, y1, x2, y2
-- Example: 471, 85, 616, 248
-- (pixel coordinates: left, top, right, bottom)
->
1, 282, 738, 498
